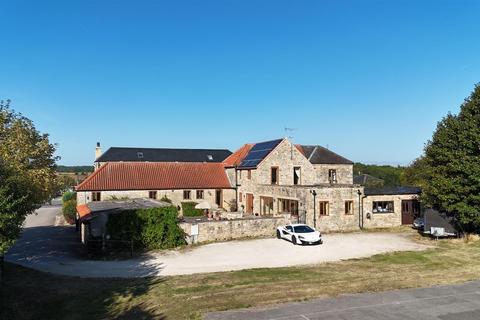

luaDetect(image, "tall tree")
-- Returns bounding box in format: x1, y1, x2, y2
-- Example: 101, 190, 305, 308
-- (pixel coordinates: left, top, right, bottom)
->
414, 84, 480, 230
0, 100, 59, 257
0, 100, 59, 205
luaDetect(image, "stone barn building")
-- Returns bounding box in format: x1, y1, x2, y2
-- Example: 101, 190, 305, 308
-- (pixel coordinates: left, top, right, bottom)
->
76, 139, 420, 233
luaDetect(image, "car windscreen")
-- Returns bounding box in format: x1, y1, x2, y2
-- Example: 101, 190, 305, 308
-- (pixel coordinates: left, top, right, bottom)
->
294, 226, 314, 233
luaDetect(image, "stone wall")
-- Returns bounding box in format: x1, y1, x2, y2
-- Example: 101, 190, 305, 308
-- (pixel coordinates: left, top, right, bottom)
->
236, 182, 364, 232
256, 139, 317, 186
180, 214, 291, 243
76, 188, 236, 213
313, 164, 353, 184
362, 194, 419, 229
308, 186, 362, 232
224, 167, 236, 187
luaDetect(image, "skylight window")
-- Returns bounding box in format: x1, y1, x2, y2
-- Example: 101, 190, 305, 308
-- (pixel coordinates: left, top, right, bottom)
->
207, 155, 213, 161
137, 152, 144, 159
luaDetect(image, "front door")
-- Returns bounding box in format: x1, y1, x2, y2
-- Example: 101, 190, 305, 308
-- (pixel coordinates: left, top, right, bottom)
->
401, 200, 418, 225
215, 189, 223, 208
246, 193, 254, 214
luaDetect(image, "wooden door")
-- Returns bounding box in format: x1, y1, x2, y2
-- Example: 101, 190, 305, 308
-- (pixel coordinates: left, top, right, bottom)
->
215, 190, 223, 208
246, 193, 254, 214
401, 200, 416, 225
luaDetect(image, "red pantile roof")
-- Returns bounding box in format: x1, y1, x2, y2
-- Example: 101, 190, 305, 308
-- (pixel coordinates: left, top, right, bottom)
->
223, 144, 254, 167
76, 162, 232, 191
76, 204, 92, 219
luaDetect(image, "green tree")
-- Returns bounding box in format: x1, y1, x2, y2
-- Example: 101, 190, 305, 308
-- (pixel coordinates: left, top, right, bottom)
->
57, 175, 77, 192
0, 162, 37, 256
412, 84, 480, 230
401, 156, 432, 190
353, 163, 406, 187
0, 100, 59, 206
0, 100, 59, 258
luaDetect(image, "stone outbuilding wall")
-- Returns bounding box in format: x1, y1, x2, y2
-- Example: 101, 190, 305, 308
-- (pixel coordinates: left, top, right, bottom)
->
362, 193, 420, 229
180, 214, 291, 243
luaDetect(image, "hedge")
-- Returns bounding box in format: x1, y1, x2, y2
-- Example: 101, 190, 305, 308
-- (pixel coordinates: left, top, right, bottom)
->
62, 199, 76, 224
106, 206, 186, 250
181, 202, 203, 217
62, 191, 76, 203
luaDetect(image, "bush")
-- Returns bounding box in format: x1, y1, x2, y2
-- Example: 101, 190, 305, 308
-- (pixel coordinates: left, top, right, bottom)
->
181, 202, 203, 217
160, 195, 172, 203
62, 191, 76, 203
228, 199, 237, 212
106, 206, 186, 250
62, 199, 77, 224
106, 195, 130, 201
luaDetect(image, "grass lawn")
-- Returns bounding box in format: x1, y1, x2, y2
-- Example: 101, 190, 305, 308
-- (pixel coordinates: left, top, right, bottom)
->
1, 236, 480, 320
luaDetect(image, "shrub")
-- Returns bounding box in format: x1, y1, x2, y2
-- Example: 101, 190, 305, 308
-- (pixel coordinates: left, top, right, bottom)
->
160, 195, 172, 203
228, 199, 237, 212
106, 206, 186, 250
62, 191, 76, 203
181, 202, 203, 217
62, 199, 77, 224
106, 195, 130, 201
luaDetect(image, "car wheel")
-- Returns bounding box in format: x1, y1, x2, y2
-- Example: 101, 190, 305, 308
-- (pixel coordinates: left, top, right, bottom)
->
319, 240, 323, 245
276, 230, 281, 239
292, 236, 297, 245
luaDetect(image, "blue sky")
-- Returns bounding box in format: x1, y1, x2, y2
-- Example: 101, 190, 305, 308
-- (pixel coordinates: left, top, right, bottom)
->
1, 0, 479, 166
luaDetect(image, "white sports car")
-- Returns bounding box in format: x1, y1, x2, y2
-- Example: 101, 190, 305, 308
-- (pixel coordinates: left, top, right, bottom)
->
276, 224, 323, 245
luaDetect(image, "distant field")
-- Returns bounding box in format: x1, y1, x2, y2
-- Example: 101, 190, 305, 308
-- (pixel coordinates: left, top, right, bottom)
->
56, 165, 94, 173
2, 235, 480, 320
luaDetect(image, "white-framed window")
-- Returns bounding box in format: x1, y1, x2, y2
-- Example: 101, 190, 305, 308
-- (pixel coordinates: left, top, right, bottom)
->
373, 201, 394, 213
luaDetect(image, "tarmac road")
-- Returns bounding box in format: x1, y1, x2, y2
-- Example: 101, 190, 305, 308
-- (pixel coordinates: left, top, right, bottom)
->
206, 281, 480, 320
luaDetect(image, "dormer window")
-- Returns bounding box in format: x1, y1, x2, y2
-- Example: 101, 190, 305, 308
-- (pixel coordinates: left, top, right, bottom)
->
207, 155, 213, 161
137, 152, 144, 159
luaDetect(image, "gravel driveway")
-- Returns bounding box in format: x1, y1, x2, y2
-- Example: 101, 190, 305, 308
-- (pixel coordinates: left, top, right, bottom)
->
153, 233, 427, 276
6, 205, 429, 278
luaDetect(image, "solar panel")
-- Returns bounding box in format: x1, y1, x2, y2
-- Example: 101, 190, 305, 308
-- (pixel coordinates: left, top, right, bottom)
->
238, 139, 283, 168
